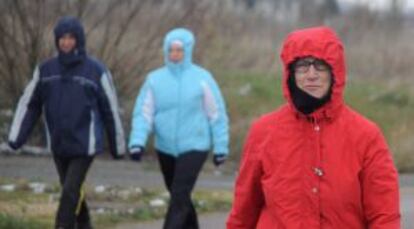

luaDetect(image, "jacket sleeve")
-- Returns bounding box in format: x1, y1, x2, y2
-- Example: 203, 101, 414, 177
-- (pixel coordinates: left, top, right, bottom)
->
361, 128, 401, 229
227, 122, 264, 229
201, 73, 229, 155
8, 67, 43, 149
128, 77, 154, 149
97, 70, 126, 158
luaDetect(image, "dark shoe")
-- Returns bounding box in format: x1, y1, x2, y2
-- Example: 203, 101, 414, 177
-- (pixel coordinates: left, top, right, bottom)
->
56, 225, 74, 229
76, 221, 93, 229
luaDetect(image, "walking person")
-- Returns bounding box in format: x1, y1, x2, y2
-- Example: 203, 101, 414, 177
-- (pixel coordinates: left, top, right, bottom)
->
129, 28, 229, 229
227, 26, 400, 228
8, 16, 125, 229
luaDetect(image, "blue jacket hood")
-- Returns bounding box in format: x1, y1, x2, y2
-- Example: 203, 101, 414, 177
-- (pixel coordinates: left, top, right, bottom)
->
163, 28, 195, 72
53, 16, 86, 66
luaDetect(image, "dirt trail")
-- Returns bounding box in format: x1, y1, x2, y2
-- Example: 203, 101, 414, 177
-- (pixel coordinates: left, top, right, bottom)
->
1, 155, 413, 229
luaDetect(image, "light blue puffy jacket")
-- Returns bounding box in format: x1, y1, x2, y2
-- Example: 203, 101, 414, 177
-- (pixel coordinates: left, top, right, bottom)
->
128, 28, 229, 157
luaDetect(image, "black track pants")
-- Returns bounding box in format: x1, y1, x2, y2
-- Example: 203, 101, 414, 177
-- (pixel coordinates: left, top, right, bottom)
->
157, 150, 208, 229
53, 155, 93, 229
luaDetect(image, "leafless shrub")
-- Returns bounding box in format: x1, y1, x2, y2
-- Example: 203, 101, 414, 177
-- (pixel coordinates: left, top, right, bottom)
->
1, 0, 413, 170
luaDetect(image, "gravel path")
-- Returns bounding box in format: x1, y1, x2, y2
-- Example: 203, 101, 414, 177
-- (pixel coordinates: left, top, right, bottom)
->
0, 155, 235, 190
1, 155, 413, 229
115, 212, 228, 229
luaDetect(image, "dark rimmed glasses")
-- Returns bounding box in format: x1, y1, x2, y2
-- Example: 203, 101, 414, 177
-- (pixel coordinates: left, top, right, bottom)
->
293, 58, 331, 74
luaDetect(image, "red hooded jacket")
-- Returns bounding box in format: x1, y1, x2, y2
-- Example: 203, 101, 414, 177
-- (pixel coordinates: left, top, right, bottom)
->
227, 27, 400, 229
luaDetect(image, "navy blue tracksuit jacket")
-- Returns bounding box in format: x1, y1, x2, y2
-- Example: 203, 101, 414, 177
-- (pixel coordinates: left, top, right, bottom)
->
8, 17, 125, 158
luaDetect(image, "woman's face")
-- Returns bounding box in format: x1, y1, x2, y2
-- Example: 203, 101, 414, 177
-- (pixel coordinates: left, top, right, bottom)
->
58, 33, 77, 53
293, 57, 332, 98
168, 42, 184, 63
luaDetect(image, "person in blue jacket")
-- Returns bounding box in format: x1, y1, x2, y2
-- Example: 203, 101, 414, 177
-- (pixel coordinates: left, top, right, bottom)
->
8, 16, 125, 229
129, 28, 229, 229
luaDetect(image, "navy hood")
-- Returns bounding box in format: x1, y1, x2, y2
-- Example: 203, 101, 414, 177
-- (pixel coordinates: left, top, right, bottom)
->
54, 16, 86, 66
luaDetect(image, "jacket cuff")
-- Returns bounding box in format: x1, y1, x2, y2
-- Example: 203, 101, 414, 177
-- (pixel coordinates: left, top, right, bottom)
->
8, 141, 19, 150
213, 146, 229, 155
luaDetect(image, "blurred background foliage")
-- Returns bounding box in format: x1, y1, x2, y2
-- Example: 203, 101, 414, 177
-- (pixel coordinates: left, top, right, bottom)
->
0, 0, 413, 171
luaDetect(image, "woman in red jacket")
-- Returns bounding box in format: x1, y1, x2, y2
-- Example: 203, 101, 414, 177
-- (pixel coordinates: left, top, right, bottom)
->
227, 26, 400, 229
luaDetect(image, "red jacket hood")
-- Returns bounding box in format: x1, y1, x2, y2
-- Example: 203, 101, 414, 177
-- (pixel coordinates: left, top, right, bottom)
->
280, 26, 346, 120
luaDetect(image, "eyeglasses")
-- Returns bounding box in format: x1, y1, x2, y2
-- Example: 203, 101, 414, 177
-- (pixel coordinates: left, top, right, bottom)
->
293, 58, 330, 74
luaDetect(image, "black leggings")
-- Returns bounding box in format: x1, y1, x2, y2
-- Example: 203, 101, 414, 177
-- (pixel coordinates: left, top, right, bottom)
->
53, 155, 93, 229
157, 150, 208, 229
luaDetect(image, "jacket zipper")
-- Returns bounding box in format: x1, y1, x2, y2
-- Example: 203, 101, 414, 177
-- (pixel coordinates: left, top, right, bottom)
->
312, 117, 323, 224
175, 74, 182, 154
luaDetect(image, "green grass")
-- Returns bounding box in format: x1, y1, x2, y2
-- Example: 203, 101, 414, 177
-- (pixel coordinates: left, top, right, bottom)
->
92, 188, 233, 227
0, 214, 48, 229
2, 70, 413, 172
90, 188, 233, 228
0, 178, 234, 228
216, 70, 283, 159
214, 71, 414, 172
193, 190, 233, 212
345, 80, 414, 172
0, 190, 50, 202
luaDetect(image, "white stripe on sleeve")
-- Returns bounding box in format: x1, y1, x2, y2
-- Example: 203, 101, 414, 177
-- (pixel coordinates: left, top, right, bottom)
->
88, 110, 96, 155
42, 106, 51, 153
101, 72, 125, 155
9, 67, 40, 142
201, 81, 219, 122
142, 88, 155, 126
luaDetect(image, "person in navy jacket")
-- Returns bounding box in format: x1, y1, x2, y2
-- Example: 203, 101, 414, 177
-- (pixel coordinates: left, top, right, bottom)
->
8, 16, 125, 229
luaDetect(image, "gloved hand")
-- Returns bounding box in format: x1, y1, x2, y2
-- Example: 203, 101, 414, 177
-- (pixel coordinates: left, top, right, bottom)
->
129, 145, 145, 162
213, 154, 227, 167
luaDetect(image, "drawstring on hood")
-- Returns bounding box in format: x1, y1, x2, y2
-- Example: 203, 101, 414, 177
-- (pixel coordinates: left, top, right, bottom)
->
163, 28, 195, 74
54, 16, 86, 67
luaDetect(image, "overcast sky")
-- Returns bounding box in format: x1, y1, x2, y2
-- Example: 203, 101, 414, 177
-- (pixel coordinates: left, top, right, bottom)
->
340, 0, 414, 12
